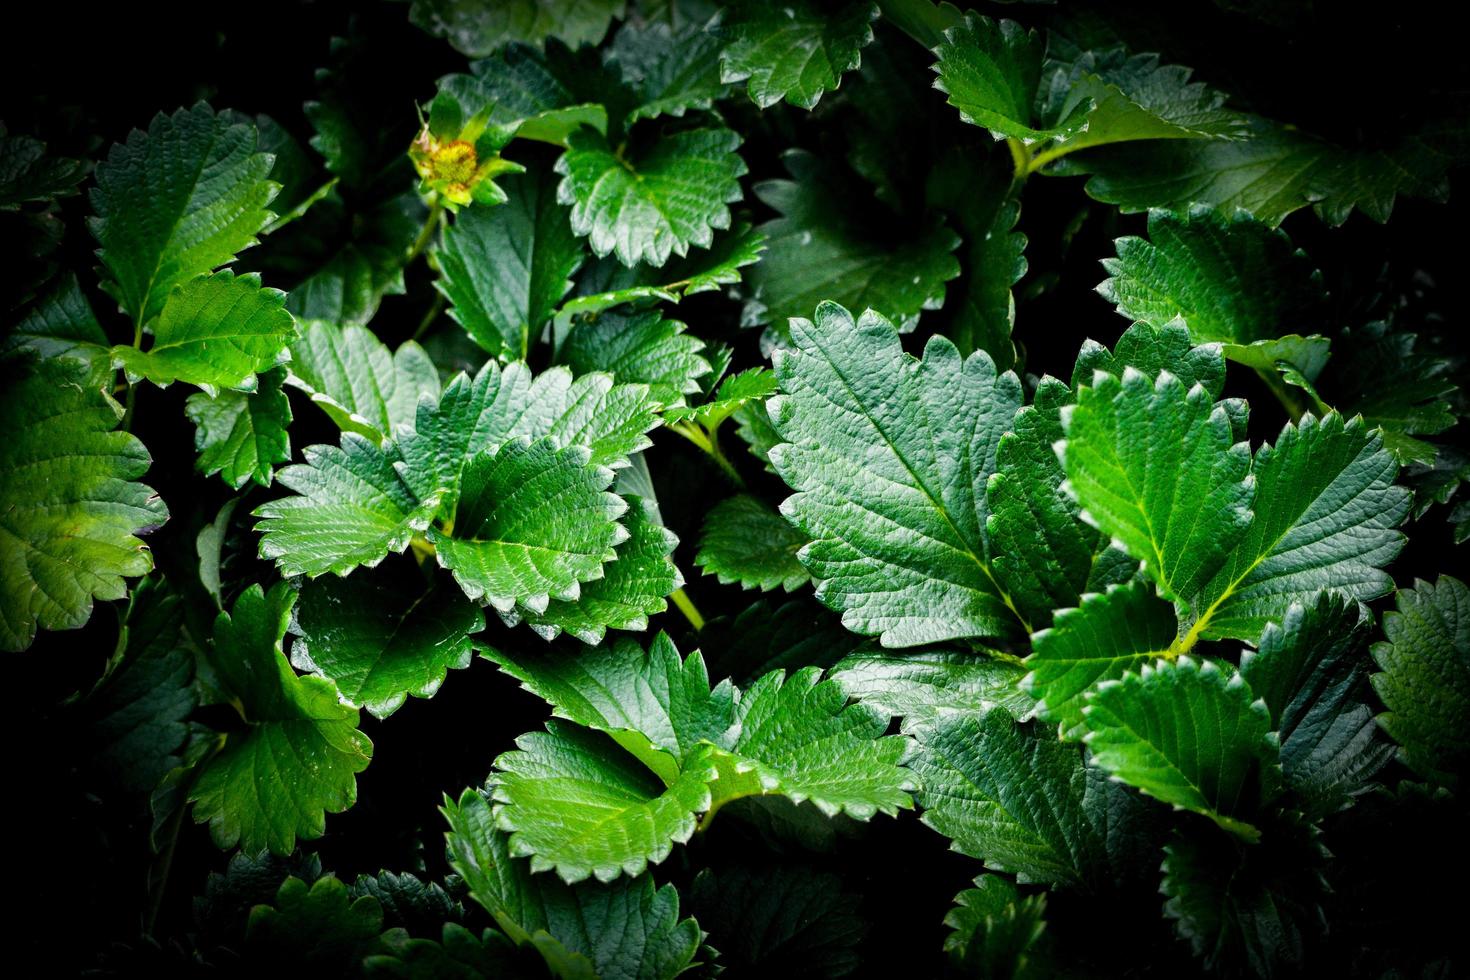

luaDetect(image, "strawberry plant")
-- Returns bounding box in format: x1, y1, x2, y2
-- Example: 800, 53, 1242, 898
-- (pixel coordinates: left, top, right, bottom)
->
3, 1, 1468, 976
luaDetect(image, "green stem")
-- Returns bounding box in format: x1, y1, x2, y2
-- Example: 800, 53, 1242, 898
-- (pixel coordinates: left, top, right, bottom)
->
670, 587, 705, 632
412, 291, 446, 341
406, 199, 445, 264
668, 422, 746, 487
121, 381, 139, 432
1026, 143, 1079, 174
1006, 138, 1032, 180
263, 177, 339, 234
1254, 366, 1312, 422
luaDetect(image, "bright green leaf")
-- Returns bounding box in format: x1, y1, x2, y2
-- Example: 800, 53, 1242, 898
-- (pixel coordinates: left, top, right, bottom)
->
185, 366, 292, 489
717, 0, 878, 110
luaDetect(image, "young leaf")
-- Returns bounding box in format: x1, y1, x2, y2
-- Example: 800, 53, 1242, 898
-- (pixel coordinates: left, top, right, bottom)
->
747, 151, 960, 335
716, 0, 878, 110
1082, 657, 1276, 841
185, 366, 293, 489
769, 301, 1025, 646
1024, 580, 1178, 740
1371, 575, 1470, 786
409, 0, 626, 58
696, 494, 810, 592
91, 103, 278, 325
933, 14, 1088, 144
1187, 412, 1407, 643
438, 169, 584, 360
944, 875, 1047, 979
291, 564, 484, 719
0, 359, 169, 652
189, 583, 373, 855
1059, 367, 1254, 606
1240, 594, 1393, 815
911, 708, 1155, 888
285, 320, 440, 446
430, 439, 626, 614
443, 788, 702, 979
349, 871, 463, 935
828, 647, 1032, 734
556, 127, 747, 268
664, 366, 776, 429
559, 309, 711, 406
112, 270, 297, 395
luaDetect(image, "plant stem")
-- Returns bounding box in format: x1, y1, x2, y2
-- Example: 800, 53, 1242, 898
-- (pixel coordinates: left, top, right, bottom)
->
1254, 366, 1313, 422
670, 587, 705, 632
263, 177, 339, 234
406, 199, 445, 264
1007, 138, 1032, 180
1026, 143, 1078, 173
668, 422, 746, 487
412, 291, 446, 341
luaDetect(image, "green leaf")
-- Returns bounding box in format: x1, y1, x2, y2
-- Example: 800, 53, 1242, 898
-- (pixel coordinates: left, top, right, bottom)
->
444, 788, 702, 979
112, 270, 298, 395
438, 169, 584, 360
716, 0, 878, 110
732, 400, 780, 471
3, 272, 110, 372
1024, 580, 1178, 740
432, 439, 626, 613
828, 647, 1032, 734
1060, 366, 1253, 606
283, 190, 424, 327
911, 708, 1155, 888
0, 359, 169, 652
185, 366, 293, 489
255, 437, 444, 578
690, 865, 867, 977
81, 578, 196, 795
189, 583, 373, 855
696, 494, 809, 592
664, 367, 776, 429
285, 319, 441, 446
769, 301, 1024, 646
703, 597, 861, 685
519, 495, 680, 644
556, 127, 747, 268
1240, 594, 1392, 815
1187, 412, 1407, 644
1371, 575, 1470, 787
291, 564, 484, 718
610, 20, 729, 124
409, 0, 626, 58
747, 151, 960, 335
933, 14, 1088, 144
91, 103, 278, 325
944, 875, 1047, 979
1070, 319, 1226, 398
559, 309, 711, 406
1082, 657, 1275, 841
349, 871, 464, 935
245, 876, 389, 973
1098, 206, 1330, 376
0, 126, 88, 209
367, 923, 534, 980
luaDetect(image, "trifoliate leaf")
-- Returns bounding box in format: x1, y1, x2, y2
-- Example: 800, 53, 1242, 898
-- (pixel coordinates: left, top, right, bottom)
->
1240, 594, 1392, 815
556, 127, 746, 268
255, 437, 444, 578
349, 871, 464, 935
283, 190, 424, 326
438, 169, 584, 360
244, 876, 388, 973
0, 359, 169, 652
664, 367, 775, 429
1160, 822, 1328, 976
444, 788, 702, 979
520, 495, 680, 643
431, 439, 626, 613
291, 563, 484, 719
933, 14, 1088, 145
186, 366, 293, 489
559, 309, 711, 406
696, 494, 809, 592
944, 875, 1047, 979
747, 151, 960, 335
91, 103, 278, 325
1189, 413, 1407, 645
189, 583, 373, 855
1098, 206, 1330, 377
1024, 580, 1177, 740
3, 272, 110, 372
702, 597, 861, 685
285, 319, 441, 446
828, 647, 1032, 734
610, 20, 728, 124
81, 578, 196, 795
1371, 575, 1470, 786
409, 0, 626, 58
987, 378, 1111, 630
0, 126, 88, 209
769, 302, 1025, 646
112, 270, 297, 395
1082, 657, 1275, 841
1060, 367, 1253, 607
716, 0, 878, 110
690, 865, 867, 977
911, 708, 1155, 888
